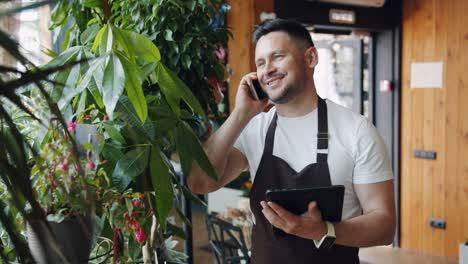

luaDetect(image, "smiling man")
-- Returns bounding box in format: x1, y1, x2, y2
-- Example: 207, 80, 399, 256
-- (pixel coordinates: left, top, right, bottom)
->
188, 18, 395, 264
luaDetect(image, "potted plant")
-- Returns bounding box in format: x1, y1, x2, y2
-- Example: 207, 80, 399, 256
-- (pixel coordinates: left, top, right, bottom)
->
27, 112, 105, 263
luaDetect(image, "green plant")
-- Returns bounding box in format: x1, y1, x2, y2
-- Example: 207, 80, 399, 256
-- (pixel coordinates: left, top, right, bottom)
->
30, 117, 107, 223
51, 0, 231, 114
115, 0, 232, 113
0, 1, 90, 262
37, 0, 231, 262
0, 0, 231, 262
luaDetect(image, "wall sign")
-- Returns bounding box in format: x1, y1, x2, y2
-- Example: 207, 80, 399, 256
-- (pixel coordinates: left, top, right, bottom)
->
329, 9, 356, 24
410, 61, 444, 89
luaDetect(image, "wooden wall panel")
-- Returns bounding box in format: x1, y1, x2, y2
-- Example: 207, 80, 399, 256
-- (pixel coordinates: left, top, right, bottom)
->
226, 0, 273, 112
401, 0, 468, 259
227, 0, 254, 112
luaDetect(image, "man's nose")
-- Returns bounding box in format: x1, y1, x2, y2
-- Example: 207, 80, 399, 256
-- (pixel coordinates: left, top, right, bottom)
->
264, 60, 277, 76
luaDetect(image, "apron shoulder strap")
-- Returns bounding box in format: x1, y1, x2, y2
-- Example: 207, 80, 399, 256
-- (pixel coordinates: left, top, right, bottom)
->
264, 113, 278, 155
317, 97, 329, 164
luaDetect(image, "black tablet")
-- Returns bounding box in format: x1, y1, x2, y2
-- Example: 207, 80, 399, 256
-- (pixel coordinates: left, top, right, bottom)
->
265, 185, 345, 222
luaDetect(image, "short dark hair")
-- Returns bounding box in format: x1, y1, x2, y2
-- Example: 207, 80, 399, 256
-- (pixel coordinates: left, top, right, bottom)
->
252, 18, 314, 49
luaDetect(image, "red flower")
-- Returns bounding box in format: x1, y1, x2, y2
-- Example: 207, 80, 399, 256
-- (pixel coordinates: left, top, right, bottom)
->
86, 159, 96, 170
139, 193, 145, 200
214, 47, 226, 63
103, 115, 109, 121
129, 220, 139, 230
123, 212, 129, 218
133, 199, 141, 208
59, 161, 68, 171
67, 121, 77, 133
134, 228, 146, 245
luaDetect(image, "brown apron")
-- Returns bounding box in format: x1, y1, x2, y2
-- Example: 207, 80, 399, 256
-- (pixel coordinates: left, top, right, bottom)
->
249, 97, 359, 264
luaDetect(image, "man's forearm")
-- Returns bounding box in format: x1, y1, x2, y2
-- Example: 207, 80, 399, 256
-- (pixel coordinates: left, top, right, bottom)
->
334, 211, 395, 247
203, 109, 250, 170
187, 109, 251, 193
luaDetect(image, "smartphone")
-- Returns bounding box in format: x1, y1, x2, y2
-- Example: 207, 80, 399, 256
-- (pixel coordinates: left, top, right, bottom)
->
250, 79, 267, 101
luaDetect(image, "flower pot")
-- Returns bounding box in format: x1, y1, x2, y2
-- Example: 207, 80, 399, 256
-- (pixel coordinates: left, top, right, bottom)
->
27, 214, 93, 264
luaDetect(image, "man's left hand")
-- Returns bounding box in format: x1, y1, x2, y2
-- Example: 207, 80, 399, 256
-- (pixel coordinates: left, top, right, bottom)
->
260, 201, 327, 240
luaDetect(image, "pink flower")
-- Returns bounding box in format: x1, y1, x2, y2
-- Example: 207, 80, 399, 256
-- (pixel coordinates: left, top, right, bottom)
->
139, 193, 145, 200
134, 228, 146, 245
214, 47, 226, 62
129, 220, 139, 230
207, 78, 218, 87
133, 199, 141, 208
103, 115, 109, 121
86, 159, 96, 170
59, 161, 68, 171
67, 121, 76, 133
123, 212, 129, 218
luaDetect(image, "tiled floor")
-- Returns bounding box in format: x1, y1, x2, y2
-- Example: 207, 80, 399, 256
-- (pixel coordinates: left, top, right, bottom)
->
176, 204, 458, 264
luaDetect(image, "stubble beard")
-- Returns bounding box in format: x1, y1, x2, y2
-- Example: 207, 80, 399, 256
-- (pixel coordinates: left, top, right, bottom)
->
269, 81, 305, 104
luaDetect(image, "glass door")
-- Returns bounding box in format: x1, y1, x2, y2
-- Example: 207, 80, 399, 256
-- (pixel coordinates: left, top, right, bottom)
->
313, 34, 371, 119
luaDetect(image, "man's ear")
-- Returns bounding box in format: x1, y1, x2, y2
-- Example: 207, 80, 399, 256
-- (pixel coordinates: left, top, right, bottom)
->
305, 47, 318, 69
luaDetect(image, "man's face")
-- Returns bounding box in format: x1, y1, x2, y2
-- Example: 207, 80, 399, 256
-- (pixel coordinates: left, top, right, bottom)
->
254, 31, 310, 104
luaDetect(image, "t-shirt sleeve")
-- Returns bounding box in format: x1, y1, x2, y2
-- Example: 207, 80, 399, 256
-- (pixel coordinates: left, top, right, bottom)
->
352, 119, 394, 184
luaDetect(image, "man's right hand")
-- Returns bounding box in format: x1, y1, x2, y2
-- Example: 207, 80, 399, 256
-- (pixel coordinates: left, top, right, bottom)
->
235, 72, 269, 119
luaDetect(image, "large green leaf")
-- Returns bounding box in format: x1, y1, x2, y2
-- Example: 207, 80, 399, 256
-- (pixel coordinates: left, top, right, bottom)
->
51, 69, 70, 102
83, 0, 101, 8
116, 52, 147, 123
174, 121, 217, 180
43, 46, 81, 69
180, 184, 207, 208
59, 51, 82, 105
103, 122, 126, 144
58, 56, 103, 109
175, 206, 192, 228
149, 146, 174, 231
112, 25, 161, 63
112, 147, 149, 191
91, 25, 107, 53
155, 63, 206, 121
154, 119, 178, 139
101, 143, 124, 164
80, 23, 100, 45
116, 97, 155, 141
149, 102, 179, 138
93, 23, 112, 56
87, 79, 104, 108
102, 53, 125, 119
92, 55, 105, 93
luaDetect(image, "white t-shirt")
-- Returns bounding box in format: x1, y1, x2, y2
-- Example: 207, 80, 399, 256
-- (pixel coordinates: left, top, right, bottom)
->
233, 100, 393, 220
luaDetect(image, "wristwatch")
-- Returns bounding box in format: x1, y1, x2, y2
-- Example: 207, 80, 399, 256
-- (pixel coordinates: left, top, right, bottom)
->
313, 221, 336, 250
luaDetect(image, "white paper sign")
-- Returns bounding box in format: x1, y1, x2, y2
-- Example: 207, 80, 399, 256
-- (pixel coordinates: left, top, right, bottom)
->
461, 243, 468, 264
410, 61, 443, 89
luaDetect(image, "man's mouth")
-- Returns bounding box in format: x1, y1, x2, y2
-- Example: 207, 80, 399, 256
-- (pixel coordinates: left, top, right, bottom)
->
265, 75, 285, 87
267, 79, 280, 87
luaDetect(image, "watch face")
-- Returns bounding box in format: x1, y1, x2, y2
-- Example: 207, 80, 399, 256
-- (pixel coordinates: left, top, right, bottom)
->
320, 237, 336, 250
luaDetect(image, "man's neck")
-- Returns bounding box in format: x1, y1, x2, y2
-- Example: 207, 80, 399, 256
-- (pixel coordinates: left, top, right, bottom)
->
275, 86, 319, 118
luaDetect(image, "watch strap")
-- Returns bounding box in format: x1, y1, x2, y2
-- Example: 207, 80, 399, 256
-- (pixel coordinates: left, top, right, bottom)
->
313, 221, 335, 248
